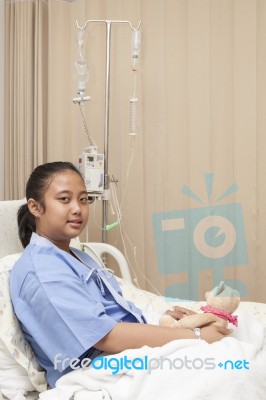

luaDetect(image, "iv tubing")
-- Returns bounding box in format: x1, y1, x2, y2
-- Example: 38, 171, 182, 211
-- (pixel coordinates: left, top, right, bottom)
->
78, 103, 96, 147
129, 97, 138, 136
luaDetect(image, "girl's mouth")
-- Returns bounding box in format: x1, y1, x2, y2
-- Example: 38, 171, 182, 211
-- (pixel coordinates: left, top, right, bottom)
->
67, 219, 82, 228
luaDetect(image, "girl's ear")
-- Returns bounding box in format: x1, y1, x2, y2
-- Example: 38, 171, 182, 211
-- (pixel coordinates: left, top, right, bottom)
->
28, 198, 43, 217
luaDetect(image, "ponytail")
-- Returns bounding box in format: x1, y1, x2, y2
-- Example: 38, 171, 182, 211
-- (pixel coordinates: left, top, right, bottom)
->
17, 203, 36, 248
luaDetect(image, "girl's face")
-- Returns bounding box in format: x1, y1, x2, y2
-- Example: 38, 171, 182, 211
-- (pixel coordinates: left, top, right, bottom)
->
32, 170, 89, 252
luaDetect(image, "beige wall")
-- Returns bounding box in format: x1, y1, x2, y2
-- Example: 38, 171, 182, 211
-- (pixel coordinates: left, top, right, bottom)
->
5, 0, 266, 302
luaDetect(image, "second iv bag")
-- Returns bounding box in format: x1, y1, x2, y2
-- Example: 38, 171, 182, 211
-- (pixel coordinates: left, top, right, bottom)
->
131, 29, 141, 71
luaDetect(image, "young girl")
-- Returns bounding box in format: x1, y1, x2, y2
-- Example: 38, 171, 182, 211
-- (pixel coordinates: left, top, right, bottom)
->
10, 162, 231, 388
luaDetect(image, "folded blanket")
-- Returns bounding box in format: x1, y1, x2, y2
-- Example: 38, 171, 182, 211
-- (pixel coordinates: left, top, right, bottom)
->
39, 309, 266, 400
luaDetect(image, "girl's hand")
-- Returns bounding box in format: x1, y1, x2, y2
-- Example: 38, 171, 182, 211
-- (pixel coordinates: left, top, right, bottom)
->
200, 325, 232, 343
165, 305, 197, 320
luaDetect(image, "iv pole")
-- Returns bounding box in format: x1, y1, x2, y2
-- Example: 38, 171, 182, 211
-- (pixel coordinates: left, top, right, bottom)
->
76, 19, 141, 244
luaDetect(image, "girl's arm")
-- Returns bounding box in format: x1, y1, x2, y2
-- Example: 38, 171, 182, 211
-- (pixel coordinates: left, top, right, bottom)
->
95, 322, 232, 353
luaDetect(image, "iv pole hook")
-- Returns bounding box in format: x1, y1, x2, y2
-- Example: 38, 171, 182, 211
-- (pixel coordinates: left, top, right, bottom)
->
76, 19, 141, 31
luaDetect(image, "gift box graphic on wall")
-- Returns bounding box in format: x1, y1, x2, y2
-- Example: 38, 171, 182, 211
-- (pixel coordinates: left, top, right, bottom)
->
152, 174, 248, 300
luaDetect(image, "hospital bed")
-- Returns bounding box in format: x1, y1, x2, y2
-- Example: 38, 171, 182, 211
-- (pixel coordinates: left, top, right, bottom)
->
0, 200, 266, 400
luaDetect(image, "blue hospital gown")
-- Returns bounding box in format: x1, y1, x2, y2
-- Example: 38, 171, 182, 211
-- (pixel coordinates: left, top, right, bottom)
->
10, 233, 145, 387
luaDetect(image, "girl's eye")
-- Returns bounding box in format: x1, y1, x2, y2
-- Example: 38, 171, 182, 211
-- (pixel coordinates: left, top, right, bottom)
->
80, 197, 88, 203
59, 197, 70, 203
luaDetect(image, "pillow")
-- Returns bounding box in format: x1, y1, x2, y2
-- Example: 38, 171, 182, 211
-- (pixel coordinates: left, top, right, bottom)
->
0, 338, 34, 399
0, 253, 47, 395
116, 276, 203, 324
0, 199, 26, 258
115, 277, 168, 324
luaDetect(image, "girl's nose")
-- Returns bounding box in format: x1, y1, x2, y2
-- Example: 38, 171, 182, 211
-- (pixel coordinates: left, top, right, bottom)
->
71, 200, 81, 214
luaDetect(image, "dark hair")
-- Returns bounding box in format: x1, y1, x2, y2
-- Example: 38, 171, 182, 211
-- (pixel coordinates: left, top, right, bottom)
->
18, 161, 83, 248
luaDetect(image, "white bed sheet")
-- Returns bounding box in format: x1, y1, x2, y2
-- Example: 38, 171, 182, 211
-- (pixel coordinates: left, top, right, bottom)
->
21, 279, 266, 400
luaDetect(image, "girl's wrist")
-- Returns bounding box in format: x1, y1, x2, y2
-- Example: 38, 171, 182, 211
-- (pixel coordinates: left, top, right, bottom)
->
192, 327, 201, 339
